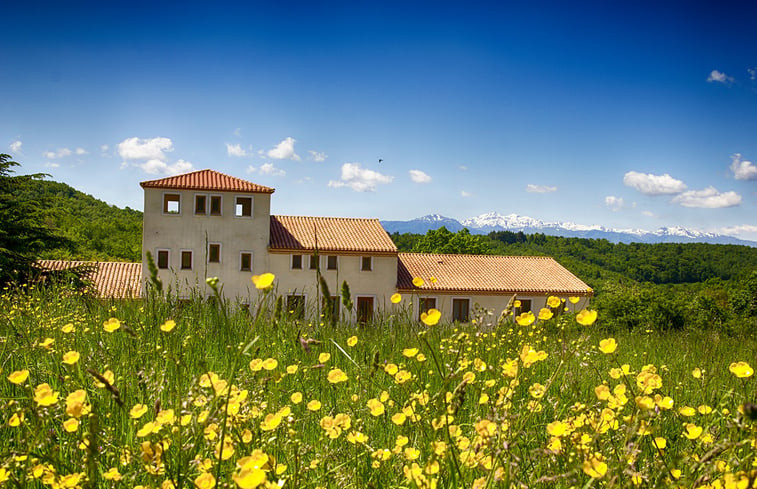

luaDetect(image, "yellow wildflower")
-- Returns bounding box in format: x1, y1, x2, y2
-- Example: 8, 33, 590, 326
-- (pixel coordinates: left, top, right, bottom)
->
251, 273, 275, 290
160, 320, 176, 332
729, 361, 753, 378
103, 317, 121, 332
421, 308, 441, 326
598, 338, 617, 354
391, 293, 402, 303
8, 369, 29, 385
347, 336, 358, 347
62, 351, 80, 365
327, 368, 348, 384
576, 309, 598, 326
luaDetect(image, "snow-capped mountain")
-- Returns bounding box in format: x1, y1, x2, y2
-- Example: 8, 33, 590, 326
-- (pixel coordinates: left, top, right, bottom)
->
381, 212, 756, 246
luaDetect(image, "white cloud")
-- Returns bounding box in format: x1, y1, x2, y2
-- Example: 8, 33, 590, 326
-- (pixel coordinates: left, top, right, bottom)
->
641, 210, 655, 217
671, 186, 741, 208
409, 169, 432, 183
328, 163, 393, 192
259, 162, 286, 176
44, 162, 60, 168
623, 171, 687, 195
233, 127, 241, 137
117, 137, 174, 161
749, 68, 756, 81
226, 143, 248, 157
604, 195, 625, 211
730, 153, 757, 180
309, 150, 327, 162
461, 190, 472, 197
526, 184, 557, 193
75, 147, 87, 155
717, 224, 757, 236
135, 158, 193, 176
9, 140, 22, 153
267, 137, 300, 161
707, 69, 733, 83
43, 147, 72, 159
458, 165, 468, 171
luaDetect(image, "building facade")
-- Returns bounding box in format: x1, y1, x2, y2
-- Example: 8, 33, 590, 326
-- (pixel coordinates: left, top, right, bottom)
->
141, 169, 593, 322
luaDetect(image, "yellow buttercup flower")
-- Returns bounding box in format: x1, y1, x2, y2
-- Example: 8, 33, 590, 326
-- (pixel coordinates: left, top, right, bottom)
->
307, 399, 322, 411
412, 277, 424, 287
318, 352, 331, 363
62, 350, 80, 365
290, 392, 302, 404
683, 423, 703, 440
63, 418, 79, 432
367, 398, 385, 416
103, 467, 122, 481
130, 404, 148, 419
692, 368, 702, 379
160, 320, 176, 332
421, 309, 441, 326
103, 317, 121, 332
194, 472, 215, 489
576, 309, 598, 326
728, 361, 753, 378
515, 311, 535, 326
391, 412, 406, 425
8, 369, 30, 385
262, 358, 278, 371
547, 296, 561, 308
251, 273, 275, 290
347, 336, 358, 347
61, 323, 75, 333
402, 348, 418, 358
537, 308, 553, 321
34, 383, 59, 407
598, 338, 617, 354
327, 368, 348, 384
582, 454, 607, 478
568, 296, 580, 304
390, 293, 402, 304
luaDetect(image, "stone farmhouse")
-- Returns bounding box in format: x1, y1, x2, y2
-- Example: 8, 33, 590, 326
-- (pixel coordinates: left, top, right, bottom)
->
139, 169, 592, 323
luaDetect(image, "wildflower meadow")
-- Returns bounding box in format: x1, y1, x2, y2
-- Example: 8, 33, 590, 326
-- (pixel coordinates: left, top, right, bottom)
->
1, 274, 756, 489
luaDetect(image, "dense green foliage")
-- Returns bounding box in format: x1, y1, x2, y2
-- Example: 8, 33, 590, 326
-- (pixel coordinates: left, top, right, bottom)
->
0, 155, 68, 284
392, 227, 757, 334
16, 178, 143, 262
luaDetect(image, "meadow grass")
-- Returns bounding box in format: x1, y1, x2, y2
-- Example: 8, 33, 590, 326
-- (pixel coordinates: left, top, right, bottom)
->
1, 280, 755, 489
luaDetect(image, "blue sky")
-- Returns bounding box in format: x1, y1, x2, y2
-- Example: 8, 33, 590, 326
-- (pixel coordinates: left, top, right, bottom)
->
3, 1, 757, 239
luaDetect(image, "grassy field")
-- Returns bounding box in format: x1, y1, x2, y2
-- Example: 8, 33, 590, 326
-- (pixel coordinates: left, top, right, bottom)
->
1, 277, 756, 489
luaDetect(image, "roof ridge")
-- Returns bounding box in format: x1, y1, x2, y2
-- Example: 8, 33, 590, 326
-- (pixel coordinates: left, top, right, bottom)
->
398, 252, 553, 260
273, 215, 381, 221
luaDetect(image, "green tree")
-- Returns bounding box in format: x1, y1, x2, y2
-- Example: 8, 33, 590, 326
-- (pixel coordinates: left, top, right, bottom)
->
0, 154, 66, 284
411, 227, 490, 255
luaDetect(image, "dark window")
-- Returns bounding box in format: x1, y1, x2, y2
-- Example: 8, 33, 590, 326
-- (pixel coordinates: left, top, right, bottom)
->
240, 253, 252, 271
327, 255, 338, 270
157, 250, 169, 269
208, 244, 220, 263
291, 255, 302, 269
210, 196, 222, 216
517, 299, 532, 313
361, 256, 372, 271
163, 194, 180, 214
181, 251, 192, 270
418, 297, 437, 321
235, 196, 252, 217
309, 255, 319, 270
195, 195, 207, 215
287, 295, 305, 320
452, 298, 470, 323
357, 296, 374, 324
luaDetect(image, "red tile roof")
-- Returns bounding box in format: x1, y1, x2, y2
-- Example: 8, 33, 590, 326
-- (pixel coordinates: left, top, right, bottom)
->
140, 169, 275, 194
397, 253, 593, 295
36, 260, 142, 299
270, 216, 398, 254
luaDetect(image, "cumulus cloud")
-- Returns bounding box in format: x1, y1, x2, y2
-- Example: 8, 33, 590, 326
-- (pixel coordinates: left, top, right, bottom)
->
75, 147, 87, 155
328, 163, 393, 192
604, 195, 625, 211
309, 150, 327, 162
461, 190, 472, 197
267, 137, 300, 161
730, 153, 757, 180
135, 158, 194, 176
641, 210, 656, 217
671, 186, 741, 208
226, 143, 248, 157
707, 69, 733, 83
43, 147, 72, 159
458, 165, 468, 171
623, 171, 687, 195
526, 184, 557, 193
717, 224, 757, 237
9, 140, 22, 153
44, 162, 60, 168
259, 163, 286, 176
409, 169, 432, 183
117, 137, 174, 161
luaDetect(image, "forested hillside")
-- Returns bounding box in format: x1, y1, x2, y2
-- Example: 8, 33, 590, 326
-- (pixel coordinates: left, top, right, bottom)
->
17, 179, 142, 262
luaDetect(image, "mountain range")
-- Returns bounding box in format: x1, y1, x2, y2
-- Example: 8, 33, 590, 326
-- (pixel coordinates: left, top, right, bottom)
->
381, 212, 757, 247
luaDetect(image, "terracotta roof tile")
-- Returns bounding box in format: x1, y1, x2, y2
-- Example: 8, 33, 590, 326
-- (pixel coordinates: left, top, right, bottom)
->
397, 253, 593, 295
36, 260, 142, 299
270, 216, 398, 254
140, 169, 274, 194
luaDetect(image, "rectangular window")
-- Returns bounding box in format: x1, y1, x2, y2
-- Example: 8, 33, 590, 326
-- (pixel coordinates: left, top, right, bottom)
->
418, 297, 437, 321
157, 250, 169, 269
361, 256, 373, 271
163, 194, 180, 214
291, 254, 302, 270
309, 255, 319, 270
517, 299, 532, 313
235, 196, 252, 217
287, 295, 305, 320
452, 298, 470, 323
357, 296, 374, 324
195, 195, 207, 215
327, 255, 338, 270
181, 250, 193, 270
240, 252, 252, 272
210, 196, 222, 216
208, 243, 221, 263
